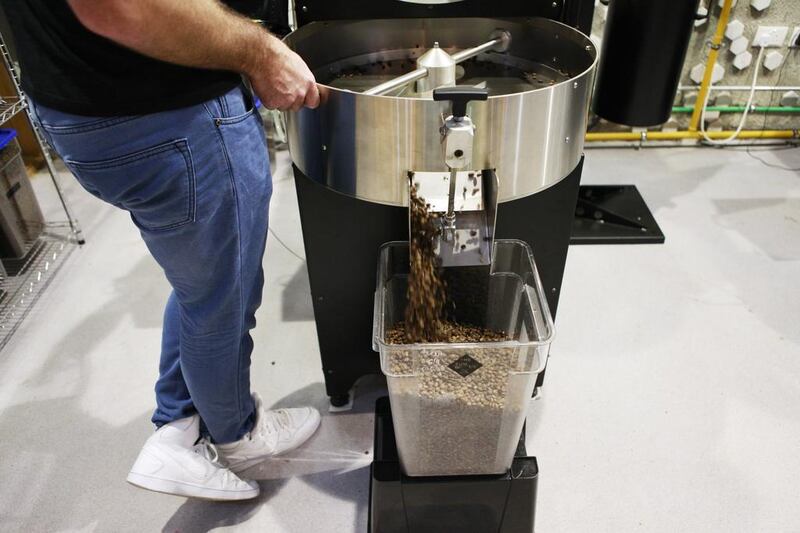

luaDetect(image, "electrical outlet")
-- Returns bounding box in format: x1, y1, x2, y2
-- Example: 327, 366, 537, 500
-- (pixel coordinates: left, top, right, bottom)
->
790, 26, 800, 48
753, 26, 789, 47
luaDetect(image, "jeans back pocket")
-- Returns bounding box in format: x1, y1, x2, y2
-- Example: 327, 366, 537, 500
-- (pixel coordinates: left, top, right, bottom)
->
66, 139, 196, 232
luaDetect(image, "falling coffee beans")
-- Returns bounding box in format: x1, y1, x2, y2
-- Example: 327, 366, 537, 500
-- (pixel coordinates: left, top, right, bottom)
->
402, 184, 448, 343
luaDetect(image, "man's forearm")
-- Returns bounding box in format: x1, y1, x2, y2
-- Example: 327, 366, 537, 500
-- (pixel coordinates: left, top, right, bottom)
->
68, 0, 319, 110
68, 0, 275, 78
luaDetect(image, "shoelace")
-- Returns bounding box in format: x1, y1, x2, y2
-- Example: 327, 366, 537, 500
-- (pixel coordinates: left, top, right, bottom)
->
194, 440, 220, 463
258, 409, 293, 437
193, 440, 242, 484
239, 409, 293, 442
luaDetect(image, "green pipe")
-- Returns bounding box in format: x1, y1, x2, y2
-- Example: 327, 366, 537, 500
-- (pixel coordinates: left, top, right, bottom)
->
672, 105, 800, 113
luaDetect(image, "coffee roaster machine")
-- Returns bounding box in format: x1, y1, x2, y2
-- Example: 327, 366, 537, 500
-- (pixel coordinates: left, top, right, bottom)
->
288, 0, 596, 407
285, 1, 598, 530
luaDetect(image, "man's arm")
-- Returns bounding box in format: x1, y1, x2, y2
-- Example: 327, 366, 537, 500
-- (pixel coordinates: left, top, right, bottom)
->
68, 0, 319, 111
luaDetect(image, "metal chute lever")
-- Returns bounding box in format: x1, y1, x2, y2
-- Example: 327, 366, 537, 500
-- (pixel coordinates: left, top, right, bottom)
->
433, 87, 489, 242
433, 86, 489, 121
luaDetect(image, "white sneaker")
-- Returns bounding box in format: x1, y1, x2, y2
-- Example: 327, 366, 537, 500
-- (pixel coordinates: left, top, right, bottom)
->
216, 393, 321, 473
127, 415, 260, 501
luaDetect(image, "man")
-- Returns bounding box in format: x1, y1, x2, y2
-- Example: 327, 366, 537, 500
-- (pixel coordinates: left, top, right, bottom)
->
3, 0, 322, 501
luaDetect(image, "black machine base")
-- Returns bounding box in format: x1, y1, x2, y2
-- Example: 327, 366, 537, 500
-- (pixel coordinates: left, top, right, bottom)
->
369, 397, 538, 533
571, 185, 665, 245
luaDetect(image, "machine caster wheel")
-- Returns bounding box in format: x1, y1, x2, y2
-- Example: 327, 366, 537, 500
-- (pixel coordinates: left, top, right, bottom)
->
329, 394, 350, 408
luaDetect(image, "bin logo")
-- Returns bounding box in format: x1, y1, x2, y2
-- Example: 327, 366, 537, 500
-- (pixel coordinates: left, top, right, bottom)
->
448, 354, 482, 377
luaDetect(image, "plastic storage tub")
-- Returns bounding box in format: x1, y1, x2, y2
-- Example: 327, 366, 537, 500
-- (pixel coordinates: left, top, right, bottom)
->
0, 130, 44, 258
372, 239, 554, 477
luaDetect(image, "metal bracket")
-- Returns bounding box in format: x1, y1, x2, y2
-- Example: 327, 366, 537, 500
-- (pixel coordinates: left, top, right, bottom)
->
571, 185, 665, 245
409, 170, 498, 267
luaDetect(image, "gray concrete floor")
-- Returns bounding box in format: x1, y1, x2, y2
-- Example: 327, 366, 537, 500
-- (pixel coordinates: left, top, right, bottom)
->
0, 144, 798, 532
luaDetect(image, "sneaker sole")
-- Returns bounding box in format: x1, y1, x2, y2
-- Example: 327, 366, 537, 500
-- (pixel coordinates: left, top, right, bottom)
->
126, 472, 259, 501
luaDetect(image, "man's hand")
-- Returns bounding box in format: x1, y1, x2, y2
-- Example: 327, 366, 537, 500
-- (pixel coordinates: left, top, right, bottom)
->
248, 36, 320, 111
68, 0, 320, 111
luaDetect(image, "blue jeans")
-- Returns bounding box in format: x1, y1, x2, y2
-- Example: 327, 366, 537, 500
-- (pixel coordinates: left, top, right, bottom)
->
31, 87, 272, 443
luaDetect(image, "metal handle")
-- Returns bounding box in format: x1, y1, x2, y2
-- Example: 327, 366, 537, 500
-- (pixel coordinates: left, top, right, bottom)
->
433, 86, 489, 119
363, 68, 430, 97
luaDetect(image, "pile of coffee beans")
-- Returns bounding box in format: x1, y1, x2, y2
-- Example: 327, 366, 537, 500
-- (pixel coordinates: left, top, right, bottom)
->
386, 345, 528, 476
386, 321, 506, 345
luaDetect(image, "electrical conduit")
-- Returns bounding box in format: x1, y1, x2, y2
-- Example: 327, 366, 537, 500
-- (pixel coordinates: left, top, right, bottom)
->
689, 0, 733, 132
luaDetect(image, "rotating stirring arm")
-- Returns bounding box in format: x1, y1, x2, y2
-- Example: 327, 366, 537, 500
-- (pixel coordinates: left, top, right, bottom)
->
363, 30, 511, 97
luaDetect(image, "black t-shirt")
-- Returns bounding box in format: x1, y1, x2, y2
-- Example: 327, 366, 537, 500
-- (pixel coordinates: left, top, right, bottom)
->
2, 0, 264, 116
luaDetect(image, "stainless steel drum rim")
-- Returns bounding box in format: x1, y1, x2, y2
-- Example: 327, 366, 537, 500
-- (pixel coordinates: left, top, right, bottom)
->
285, 17, 598, 207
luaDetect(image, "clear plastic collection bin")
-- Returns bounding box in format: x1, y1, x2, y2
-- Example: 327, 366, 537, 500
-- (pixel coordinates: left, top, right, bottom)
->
0, 134, 44, 258
372, 239, 554, 477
